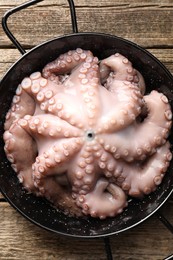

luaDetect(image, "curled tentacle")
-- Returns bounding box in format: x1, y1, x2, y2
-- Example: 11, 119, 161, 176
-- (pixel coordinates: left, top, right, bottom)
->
76, 178, 127, 219
99, 52, 146, 93
114, 142, 172, 197
98, 90, 172, 161
42, 48, 93, 78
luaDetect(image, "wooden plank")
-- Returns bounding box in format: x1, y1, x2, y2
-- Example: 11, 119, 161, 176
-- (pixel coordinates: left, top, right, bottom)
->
0, 0, 172, 48
149, 48, 173, 74
0, 198, 172, 259
0, 193, 5, 200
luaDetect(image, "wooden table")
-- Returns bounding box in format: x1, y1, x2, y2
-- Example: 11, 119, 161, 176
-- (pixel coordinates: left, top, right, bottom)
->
0, 1, 173, 259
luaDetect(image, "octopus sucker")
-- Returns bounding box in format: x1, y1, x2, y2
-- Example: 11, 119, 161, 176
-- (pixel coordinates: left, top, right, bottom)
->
4, 87, 36, 131
34, 175, 83, 217
18, 114, 83, 140
42, 49, 93, 79
116, 142, 171, 197
99, 53, 146, 93
67, 147, 98, 196
61, 54, 101, 126
76, 178, 127, 218
98, 90, 172, 161
3, 48, 172, 219
33, 137, 83, 179
98, 80, 144, 133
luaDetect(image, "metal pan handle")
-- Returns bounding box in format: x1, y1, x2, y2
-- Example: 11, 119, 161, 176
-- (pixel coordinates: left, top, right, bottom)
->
1, 0, 78, 55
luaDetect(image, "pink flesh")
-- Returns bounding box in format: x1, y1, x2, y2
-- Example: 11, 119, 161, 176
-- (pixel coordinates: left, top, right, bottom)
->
114, 142, 172, 197
3, 48, 172, 219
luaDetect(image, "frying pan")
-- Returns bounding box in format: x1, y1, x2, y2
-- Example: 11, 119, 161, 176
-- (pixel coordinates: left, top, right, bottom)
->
0, 0, 173, 238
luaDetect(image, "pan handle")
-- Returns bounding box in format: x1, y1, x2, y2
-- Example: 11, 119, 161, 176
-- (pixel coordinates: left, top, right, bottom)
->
1, 0, 78, 55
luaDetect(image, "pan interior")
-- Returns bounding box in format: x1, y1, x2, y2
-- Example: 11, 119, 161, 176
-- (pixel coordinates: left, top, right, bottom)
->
0, 33, 173, 238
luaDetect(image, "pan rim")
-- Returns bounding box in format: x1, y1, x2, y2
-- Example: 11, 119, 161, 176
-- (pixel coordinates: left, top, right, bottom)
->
1, 32, 173, 83
0, 31, 173, 238
0, 182, 173, 239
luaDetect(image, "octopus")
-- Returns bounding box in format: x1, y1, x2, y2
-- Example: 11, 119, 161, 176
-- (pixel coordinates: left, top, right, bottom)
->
3, 48, 172, 219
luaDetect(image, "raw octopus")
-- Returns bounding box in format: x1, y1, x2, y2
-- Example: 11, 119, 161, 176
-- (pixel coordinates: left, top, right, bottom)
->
3, 48, 172, 219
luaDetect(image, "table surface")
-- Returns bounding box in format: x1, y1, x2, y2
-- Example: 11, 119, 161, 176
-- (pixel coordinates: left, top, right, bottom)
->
0, 0, 173, 259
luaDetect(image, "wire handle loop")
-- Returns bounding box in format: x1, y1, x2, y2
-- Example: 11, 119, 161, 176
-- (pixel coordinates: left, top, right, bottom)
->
1, 0, 78, 55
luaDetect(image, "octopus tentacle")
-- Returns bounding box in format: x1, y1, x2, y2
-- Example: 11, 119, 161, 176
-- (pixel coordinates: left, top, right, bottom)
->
115, 141, 172, 197
97, 151, 117, 178
21, 72, 60, 105
97, 81, 143, 133
42, 49, 101, 127
61, 54, 101, 127
4, 84, 35, 131
40, 92, 92, 129
18, 114, 83, 142
98, 90, 172, 161
100, 53, 145, 93
33, 175, 83, 217
68, 146, 98, 196
32, 137, 84, 179
3, 122, 38, 193
20, 73, 88, 128
76, 178, 127, 219
42, 48, 93, 78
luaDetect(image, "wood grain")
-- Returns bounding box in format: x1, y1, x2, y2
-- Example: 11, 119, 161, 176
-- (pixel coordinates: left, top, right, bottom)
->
0, 199, 172, 260
0, 193, 5, 200
0, 0, 173, 259
0, 0, 172, 48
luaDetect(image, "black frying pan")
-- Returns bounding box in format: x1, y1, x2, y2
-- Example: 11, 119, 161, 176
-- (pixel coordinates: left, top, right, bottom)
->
0, 0, 173, 238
